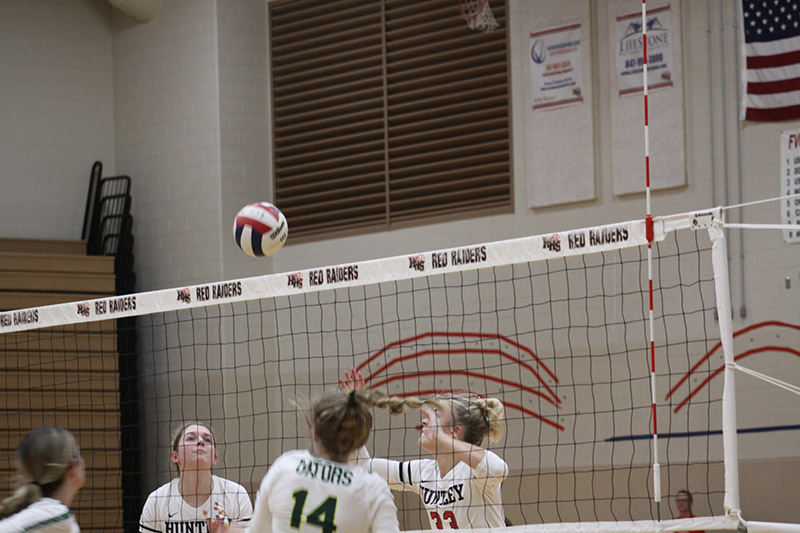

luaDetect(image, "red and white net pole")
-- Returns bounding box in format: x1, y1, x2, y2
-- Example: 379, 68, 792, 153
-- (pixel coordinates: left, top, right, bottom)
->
642, 0, 661, 505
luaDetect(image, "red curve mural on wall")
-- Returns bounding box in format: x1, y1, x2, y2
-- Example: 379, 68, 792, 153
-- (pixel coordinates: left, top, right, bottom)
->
666, 321, 800, 413
355, 331, 565, 431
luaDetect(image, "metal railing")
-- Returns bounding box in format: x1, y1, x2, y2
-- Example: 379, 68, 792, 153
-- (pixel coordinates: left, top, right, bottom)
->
82, 160, 140, 533
82, 161, 135, 294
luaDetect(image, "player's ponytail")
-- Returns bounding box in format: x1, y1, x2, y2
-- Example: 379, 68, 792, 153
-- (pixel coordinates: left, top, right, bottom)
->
310, 390, 373, 463
474, 397, 505, 444
0, 426, 78, 518
363, 390, 442, 414
308, 389, 443, 462
447, 394, 505, 445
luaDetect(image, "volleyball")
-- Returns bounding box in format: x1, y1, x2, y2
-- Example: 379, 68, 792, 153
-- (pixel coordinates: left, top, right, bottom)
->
233, 202, 288, 257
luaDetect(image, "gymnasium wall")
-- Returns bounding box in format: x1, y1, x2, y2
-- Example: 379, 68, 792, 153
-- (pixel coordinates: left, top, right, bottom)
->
0, 0, 798, 527
111, 0, 226, 290
0, 0, 115, 241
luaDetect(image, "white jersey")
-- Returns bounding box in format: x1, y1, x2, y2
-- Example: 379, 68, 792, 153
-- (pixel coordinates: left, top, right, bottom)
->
355, 448, 508, 529
0, 498, 79, 533
139, 475, 252, 533
248, 449, 399, 533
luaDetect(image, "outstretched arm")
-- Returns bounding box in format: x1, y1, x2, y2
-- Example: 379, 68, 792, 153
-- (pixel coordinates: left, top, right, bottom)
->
349, 446, 396, 482
349, 445, 421, 492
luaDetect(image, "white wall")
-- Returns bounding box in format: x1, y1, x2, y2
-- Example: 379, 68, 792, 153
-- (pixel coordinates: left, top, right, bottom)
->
0, 0, 115, 241
112, 0, 224, 290
216, 0, 270, 282
110, 0, 272, 290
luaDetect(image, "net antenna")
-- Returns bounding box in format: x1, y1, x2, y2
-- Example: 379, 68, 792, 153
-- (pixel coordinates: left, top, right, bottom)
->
459, 0, 500, 32
640, 0, 662, 511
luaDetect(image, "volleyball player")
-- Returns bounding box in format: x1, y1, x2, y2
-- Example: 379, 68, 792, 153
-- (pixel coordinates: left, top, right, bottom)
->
139, 423, 252, 533
342, 368, 509, 530
247, 390, 400, 533
0, 426, 86, 533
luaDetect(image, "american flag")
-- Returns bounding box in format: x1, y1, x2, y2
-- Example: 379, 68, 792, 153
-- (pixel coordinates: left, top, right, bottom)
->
742, 0, 800, 121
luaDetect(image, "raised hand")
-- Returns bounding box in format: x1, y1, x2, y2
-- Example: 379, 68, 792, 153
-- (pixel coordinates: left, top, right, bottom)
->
204, 505, 228, 533
339, 367, 366, 392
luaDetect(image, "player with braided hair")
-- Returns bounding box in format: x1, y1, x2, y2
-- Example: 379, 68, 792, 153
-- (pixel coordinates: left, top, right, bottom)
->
247, 389, 400, 533
341, 369, 508, 530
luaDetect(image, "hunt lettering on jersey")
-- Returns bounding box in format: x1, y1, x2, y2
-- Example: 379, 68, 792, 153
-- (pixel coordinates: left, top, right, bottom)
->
165, 520, 209, 533
295, 458, 353, 487
420, 484, 465, 506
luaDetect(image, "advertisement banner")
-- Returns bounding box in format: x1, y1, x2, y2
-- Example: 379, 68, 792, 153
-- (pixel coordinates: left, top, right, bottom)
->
615, 5, 673, 96
530, 23, 583, 111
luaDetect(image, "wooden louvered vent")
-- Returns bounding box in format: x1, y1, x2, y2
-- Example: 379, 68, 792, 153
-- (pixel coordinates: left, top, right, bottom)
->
270, 0, 510, 239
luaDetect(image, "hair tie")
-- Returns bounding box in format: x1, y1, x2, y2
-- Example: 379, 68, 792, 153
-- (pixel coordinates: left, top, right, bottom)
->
476, 400, 490, 427
348, 389, 357, 405
31, 479, 62, 494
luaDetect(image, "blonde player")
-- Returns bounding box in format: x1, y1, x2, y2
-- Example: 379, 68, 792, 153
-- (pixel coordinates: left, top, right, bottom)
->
342, 368, 508, 530
0, 426, 86, 533
139, 423, 252, 533
247, 390, 400, 533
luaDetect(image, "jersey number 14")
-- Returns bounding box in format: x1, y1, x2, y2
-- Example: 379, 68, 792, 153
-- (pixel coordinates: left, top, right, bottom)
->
291, 489, 337, 533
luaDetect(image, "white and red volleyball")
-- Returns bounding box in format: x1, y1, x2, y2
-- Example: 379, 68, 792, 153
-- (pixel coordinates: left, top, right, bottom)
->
233, 202, 288, 257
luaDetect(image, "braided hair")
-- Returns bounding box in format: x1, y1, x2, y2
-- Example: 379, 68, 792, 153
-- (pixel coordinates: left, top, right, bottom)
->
305, 389, 442, 462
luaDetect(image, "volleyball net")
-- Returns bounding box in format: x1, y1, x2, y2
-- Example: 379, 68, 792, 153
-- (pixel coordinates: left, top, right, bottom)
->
2, 207, 792, 532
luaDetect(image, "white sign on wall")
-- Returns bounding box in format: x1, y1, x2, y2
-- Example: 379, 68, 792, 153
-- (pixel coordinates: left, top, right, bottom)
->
615, 5, 673, 96
780, 130, 800, 244
529, 23, 583, 111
